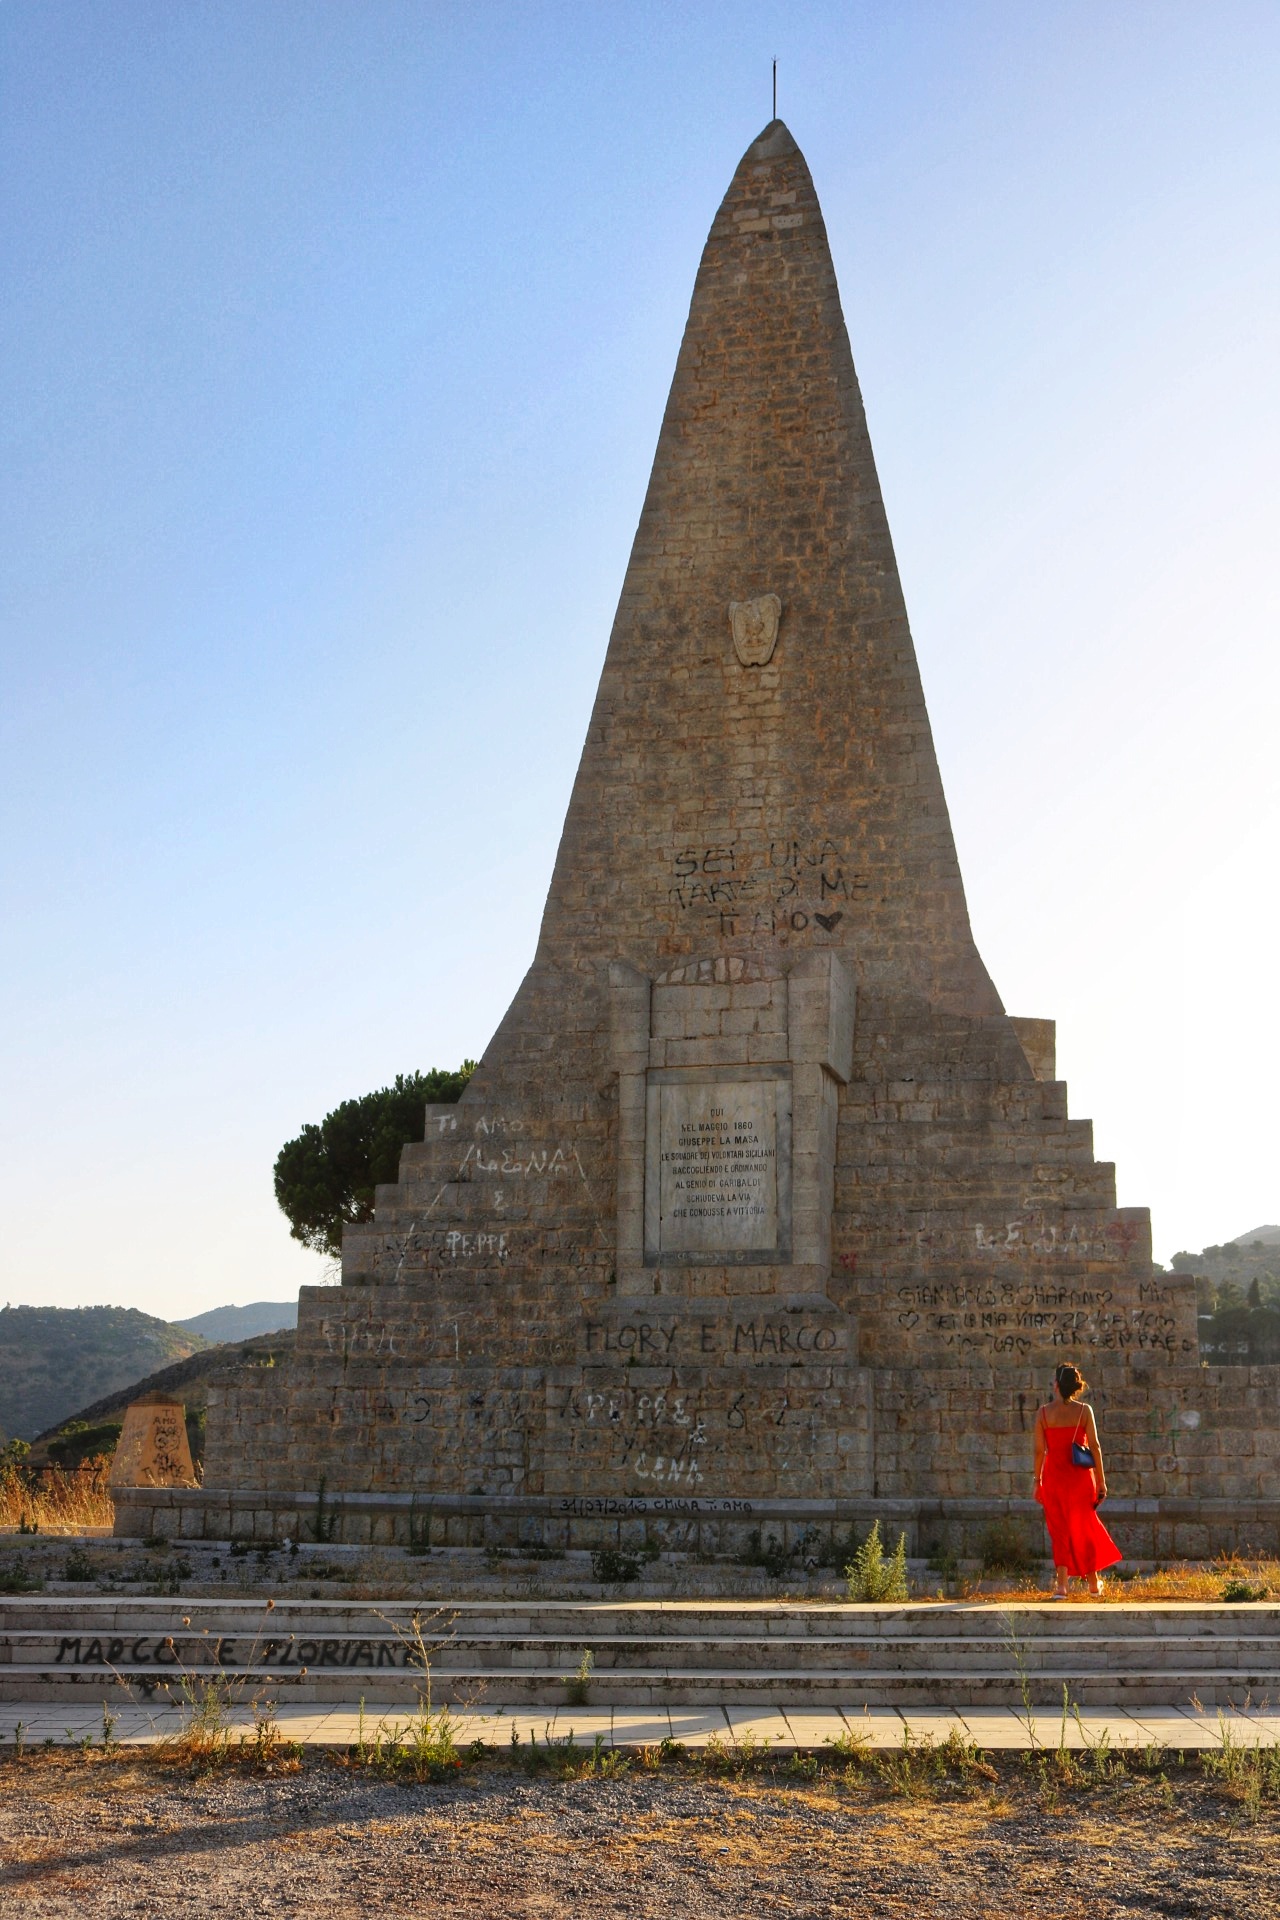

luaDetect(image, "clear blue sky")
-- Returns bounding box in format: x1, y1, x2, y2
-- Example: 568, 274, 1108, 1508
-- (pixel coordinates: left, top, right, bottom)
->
2, 2, 1276, 1320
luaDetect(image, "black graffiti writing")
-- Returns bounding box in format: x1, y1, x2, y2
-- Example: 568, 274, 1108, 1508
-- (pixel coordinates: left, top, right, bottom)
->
53, 1636, 426, 1671
732, 1320, 838, 1355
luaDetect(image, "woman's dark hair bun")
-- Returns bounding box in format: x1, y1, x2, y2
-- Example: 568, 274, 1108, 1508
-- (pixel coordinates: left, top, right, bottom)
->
1055, 1363, 1087, 1400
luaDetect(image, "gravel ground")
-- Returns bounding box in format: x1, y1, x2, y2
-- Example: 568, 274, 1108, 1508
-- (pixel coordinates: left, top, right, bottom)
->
2, 1754, 1277, 1918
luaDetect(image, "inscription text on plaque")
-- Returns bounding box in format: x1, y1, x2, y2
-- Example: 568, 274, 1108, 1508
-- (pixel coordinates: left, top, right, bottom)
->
644, 1072, 791, 1263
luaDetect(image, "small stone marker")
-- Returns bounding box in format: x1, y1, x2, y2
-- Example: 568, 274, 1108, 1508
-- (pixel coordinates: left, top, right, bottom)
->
107, 1394, 198, 1489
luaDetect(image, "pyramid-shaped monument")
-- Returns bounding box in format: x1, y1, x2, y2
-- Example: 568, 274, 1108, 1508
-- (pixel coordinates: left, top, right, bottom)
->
128, 125, 1278, 1561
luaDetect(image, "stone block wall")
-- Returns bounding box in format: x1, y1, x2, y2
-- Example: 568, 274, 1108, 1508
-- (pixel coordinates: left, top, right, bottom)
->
872, 1361, 1280, 1531
204, 1275, 870, 1509
831, 994, 1199, 1370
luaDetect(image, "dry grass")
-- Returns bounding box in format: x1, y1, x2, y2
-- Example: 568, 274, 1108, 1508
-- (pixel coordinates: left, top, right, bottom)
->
0, 1457, 115, 1534
952, 1557, 1280, 1604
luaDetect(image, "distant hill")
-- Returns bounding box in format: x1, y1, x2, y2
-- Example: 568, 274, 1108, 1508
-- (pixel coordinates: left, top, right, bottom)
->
1169, 1231, 1280, 1366
175, 1300, 298, 1343
0, 1306, 208, 1443
1169, 1234, 1280, 1290
31, 1328, 297, 1473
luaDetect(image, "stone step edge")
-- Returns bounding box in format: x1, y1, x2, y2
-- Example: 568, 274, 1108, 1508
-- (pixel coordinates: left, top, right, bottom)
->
7, 1665, 1278, 1685
6, 1597, 1276, 1615
7, 1635, 1280, 1656
9, 1627, 1278, 1643
4, 1706, 1273, 1752
5, 1605, 1274, 1620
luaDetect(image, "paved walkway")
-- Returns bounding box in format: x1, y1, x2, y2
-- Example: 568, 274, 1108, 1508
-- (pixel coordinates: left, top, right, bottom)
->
4, 1701, 1279, 1751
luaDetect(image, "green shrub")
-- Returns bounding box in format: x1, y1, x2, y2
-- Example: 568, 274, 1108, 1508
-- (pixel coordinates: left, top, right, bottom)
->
740, 1528, 794, 1578
564, 1648, 594, 1706
1221, 1578, 1270, 1603
845, 1520, 909, 1602
0, 1558, 44, 1594
977, 1517, 1036, 1575
46, 1421, 123, 1472
591, 1546, 639, 1584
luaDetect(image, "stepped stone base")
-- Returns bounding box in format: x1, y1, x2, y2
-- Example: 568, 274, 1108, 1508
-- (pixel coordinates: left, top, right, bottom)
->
114, 1484, 1280, 1565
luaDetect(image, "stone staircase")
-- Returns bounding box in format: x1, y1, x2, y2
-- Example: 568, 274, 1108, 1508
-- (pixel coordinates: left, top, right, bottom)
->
3, 1597, 1278, 1711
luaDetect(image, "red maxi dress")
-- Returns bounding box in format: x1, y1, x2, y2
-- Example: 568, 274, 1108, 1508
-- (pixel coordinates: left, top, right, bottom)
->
1036, 1422, 1122, 1577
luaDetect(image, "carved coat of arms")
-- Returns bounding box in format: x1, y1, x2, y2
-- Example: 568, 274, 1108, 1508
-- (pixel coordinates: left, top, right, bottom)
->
728, 593, 782, 667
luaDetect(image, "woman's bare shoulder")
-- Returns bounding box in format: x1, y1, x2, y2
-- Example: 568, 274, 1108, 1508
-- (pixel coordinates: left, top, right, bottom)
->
1042, 1400, 1088, 1425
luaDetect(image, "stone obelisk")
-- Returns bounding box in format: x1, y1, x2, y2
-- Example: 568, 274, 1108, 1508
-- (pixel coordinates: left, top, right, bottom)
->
139, 121, 1256, 1564
496, 117, 1001, 1085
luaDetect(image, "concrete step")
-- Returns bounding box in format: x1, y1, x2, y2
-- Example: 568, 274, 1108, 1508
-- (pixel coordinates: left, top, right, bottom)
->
8, 1628, 1280, 1675
3, 1597, 1277, 1710
4, 1701, 1277, 1751
4, 1663, 1279, 1709
5, 1597, 1277, 1637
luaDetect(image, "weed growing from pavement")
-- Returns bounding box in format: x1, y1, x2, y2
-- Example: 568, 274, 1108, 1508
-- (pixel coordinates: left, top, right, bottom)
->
1202, 1712, 1280, 1822
79, 1597, 306, 1776
498, 1724, 630, 1780
345, 1698, 462, 1782
327, 1606, 469, 1782
0, 1557, 43, 1593
563, 1647, 594, 1707
844, 1519, 910, 1602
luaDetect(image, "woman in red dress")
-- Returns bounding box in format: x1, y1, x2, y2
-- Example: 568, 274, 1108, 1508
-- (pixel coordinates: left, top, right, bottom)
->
1033, 1363, 1122, 1597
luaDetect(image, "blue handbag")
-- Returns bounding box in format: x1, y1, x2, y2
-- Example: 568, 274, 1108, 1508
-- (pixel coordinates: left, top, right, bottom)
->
1071, 1417, 1095, 1469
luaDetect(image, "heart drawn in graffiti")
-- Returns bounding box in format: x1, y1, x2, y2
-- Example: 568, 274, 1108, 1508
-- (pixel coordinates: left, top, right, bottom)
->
814, 911, 844, 932
898, 1310, 920, 1330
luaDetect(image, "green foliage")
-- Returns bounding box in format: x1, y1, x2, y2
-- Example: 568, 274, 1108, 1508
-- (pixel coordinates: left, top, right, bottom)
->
273, 1065, 476, 1257
134, 1554, 192, 1594
978, 1517, 1037, 1575
808, 1522, 863, 1570
591, 1546, 640, 1584
1221, 1577, 1270, 1602
46, 1420, 123, 1472
0, 1558, 44, 1594
508, 1726, 629, 1780
1198, 1301, 1280, 1365
564, 1647, 594, 1706
185, 1405, 206, 1472
740, 1527, 795, 1577
0, 1307, 206, 1443
349, 1701, 462, 1781
310, 1475, 338, 1544
1175, 1239, 1280, 1363
844, 1520, 909, 1602
1203, 1714, 1280, 1818
739, 1522, 857, 1576
406, 1500, 431, 1557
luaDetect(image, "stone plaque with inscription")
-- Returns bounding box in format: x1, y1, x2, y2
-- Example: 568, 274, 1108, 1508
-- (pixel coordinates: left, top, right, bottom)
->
644, 1071, 791, 1264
